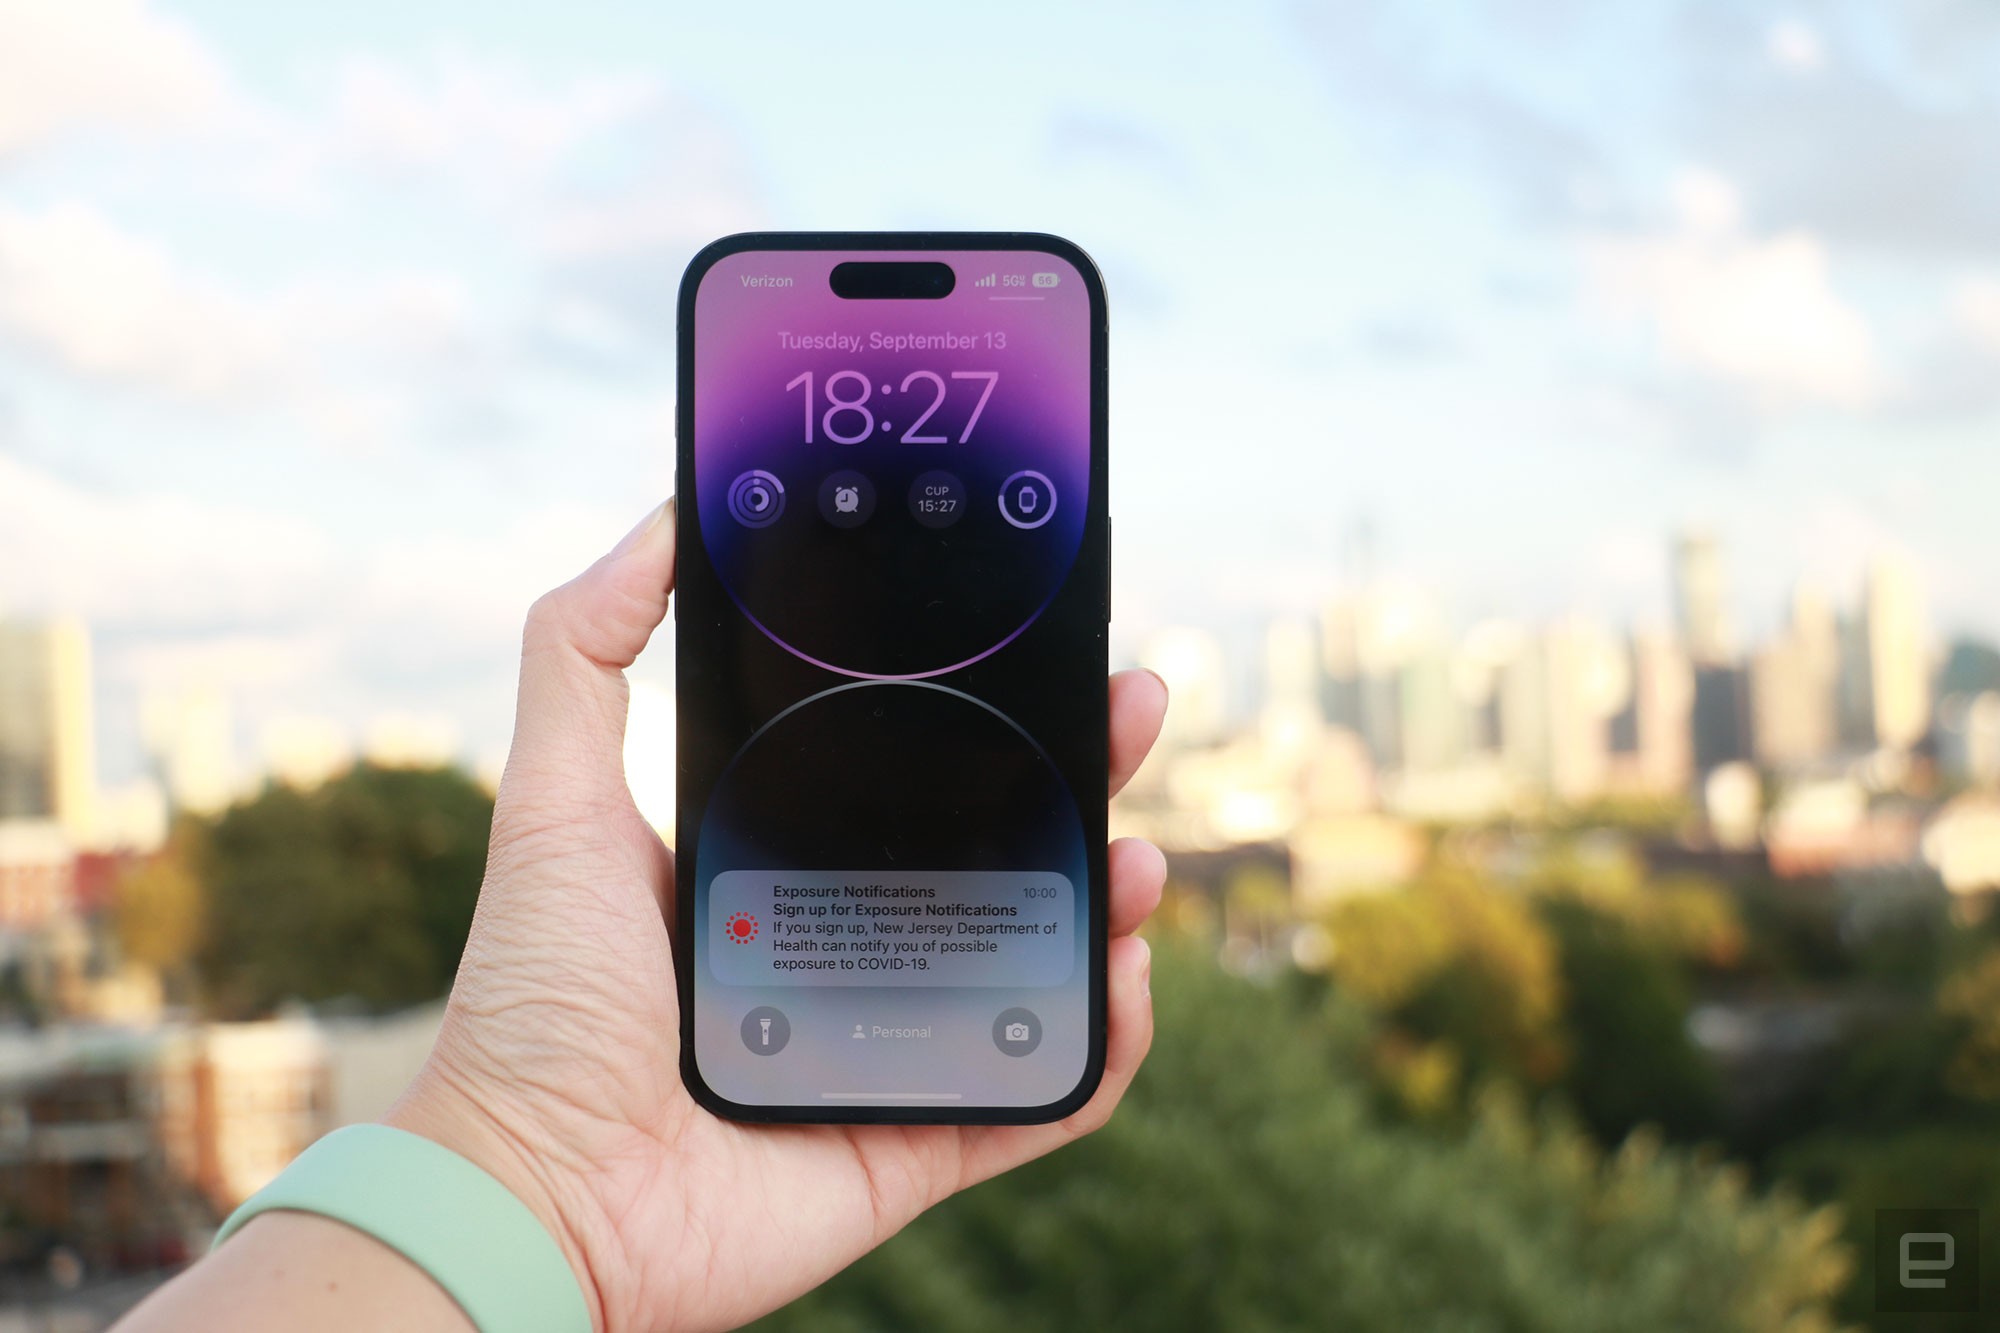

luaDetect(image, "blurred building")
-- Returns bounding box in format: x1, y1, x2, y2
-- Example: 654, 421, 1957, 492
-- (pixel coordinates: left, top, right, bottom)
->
1863, 553, 1931, 751
0, 619, 96, 843
1485, 618, 1630, 803
0, 821, 78, 931
321, 1002, 444, 1126
1765, 779, 1922, 878
259, 714, 354, 790
1496, 627, 1550, 790
155, 1018, 330, 1214
1290, 814, 1426, 913
362, 712, 461, 769
1922, 794, 2000, 894
1396, 642, 1466, 777
141, 686, 237, 817
0, 1026, 197, 1275
1750, 584, 1841, 770
1673, 530, 1735, 666
0, 1002, 446, 1279
1322, 584, 1442, 769
1704, 761, 1763, 851
1938, 692, 2000, 787
1542, 617, 1625, 803
1141, 627, 1230, 750
1691, 664, 1752, 775
1607, 629, 1694, 794
89, 780, 171, 855
1258, 619, 1324, 760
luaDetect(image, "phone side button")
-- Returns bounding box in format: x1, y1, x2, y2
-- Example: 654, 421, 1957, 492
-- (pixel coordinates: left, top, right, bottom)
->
1105, 516, 1113, 622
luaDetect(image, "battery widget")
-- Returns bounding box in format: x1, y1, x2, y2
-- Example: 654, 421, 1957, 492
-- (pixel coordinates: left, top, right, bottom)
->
1031, 272, 1060, 288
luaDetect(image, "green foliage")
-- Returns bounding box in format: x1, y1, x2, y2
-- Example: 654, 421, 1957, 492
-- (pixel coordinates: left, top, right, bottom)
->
1540, 899, 1721, 1143
755, 946, 1849, 1333
1938, 950, 2000, 1102
1779, 1123, 2000, 1331
115, 822, 207, 983
193, 764, 491, 1018
1327, 872, 1567, 1098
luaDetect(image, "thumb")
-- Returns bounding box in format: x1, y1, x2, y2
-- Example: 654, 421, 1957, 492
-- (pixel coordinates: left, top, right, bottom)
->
498, 500, 676, 818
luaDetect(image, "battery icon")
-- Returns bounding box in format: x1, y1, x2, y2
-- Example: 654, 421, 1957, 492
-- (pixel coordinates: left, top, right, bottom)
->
1031, 272, 1059, 288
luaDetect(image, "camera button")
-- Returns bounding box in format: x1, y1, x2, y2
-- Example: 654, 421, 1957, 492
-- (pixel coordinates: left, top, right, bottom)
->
991, 1007, 1043, 1057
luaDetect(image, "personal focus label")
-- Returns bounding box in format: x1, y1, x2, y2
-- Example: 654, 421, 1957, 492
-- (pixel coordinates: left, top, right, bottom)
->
709, 870, 1075, 987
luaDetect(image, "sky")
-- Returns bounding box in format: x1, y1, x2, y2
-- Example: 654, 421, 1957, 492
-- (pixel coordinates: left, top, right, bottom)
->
1, 0, 1998, 785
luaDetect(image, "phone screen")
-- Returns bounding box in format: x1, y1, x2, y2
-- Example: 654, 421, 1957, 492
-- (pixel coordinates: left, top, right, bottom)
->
677, 237, 1107, 1119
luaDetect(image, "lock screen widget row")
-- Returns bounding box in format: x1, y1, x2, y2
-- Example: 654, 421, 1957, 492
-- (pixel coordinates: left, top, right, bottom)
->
727, 468, 1056, 532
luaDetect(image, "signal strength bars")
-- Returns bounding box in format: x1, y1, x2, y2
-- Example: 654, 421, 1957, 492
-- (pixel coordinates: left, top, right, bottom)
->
973, 273, 997, 287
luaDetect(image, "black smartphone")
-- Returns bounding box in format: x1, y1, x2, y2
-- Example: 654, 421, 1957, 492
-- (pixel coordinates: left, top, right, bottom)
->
674, 233, 1109, 1124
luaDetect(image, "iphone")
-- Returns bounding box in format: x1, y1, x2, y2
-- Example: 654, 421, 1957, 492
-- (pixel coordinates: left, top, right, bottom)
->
674, 233, 1109, 1123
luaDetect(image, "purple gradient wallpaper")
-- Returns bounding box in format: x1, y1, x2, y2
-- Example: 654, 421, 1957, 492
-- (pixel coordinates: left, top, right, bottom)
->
684, 244, 1101, 1113
693, 249, 1090, 679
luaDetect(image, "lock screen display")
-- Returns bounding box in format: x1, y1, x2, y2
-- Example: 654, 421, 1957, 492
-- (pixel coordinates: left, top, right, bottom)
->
676, 238, 1108, 1118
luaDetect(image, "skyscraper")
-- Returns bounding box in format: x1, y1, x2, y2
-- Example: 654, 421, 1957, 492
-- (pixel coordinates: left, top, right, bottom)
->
1673, 530, 1735, 666
0, 618, 96, 841
1542, 617, 1625, 803
142, 685, 237, 816
1865, 552, 1931, 751
1320, 585, 1439, 770
1750, 583, 1841, 769
1610, 629, 1694, 794
1260, 619, 1325, 757
1691, 664, 1752, 774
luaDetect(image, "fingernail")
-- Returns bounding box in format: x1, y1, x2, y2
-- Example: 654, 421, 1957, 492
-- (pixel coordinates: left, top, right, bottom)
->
1137, 936, 1152, 998
612, 500, 670, 557
1141, 667, 1170, 703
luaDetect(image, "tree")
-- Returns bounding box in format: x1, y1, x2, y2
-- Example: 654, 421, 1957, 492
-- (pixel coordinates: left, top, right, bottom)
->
193, 764, 492, 1018
753, 944, 1850, 1333
1939, 949, 2000, 1103
1781, 1124, 2000, 1331
1540, 898, 1721, 1143
114, 823, 207, 997
1327, 871, 1567, 1098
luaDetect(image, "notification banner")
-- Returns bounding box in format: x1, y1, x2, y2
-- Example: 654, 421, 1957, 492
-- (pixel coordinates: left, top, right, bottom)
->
708, 870, 1074, 987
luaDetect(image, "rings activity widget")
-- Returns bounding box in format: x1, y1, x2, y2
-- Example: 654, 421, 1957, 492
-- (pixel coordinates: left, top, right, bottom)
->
727, 470, 785, 528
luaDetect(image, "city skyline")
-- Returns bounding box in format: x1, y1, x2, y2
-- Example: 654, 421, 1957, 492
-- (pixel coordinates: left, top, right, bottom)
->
7, 518, 1990, 853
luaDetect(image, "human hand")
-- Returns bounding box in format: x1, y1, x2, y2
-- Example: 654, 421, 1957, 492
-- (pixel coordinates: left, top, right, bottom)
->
384, 501, 1169, 1333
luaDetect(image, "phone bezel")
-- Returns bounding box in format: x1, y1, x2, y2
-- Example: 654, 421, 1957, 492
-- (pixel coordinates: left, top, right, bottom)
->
672, 231, 1110, 1125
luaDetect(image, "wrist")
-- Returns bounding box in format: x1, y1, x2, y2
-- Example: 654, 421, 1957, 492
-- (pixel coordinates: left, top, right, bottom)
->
382, 1055, 614, 1333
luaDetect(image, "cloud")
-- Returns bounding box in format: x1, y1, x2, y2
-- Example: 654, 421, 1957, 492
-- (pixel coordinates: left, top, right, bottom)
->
0, 454, 337, 629
531, 97, 766, 347
1953, 274, 2000, 357
1881, 272, 2000, 422
1765, 19, 1825, 72
0, 200, 493, 446
326, 53, 660, 197
1355, 313, 1464, 364
1582, 169, 1881, 410
0, 202, 281, 396
1044, 111, 1193, 193
1292, 1, 1615, 223
1679, 15, 2000, 257
0, 0, 230, 156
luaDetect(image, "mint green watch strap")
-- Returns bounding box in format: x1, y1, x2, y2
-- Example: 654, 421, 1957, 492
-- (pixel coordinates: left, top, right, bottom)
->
214, 1123, 591, 1333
